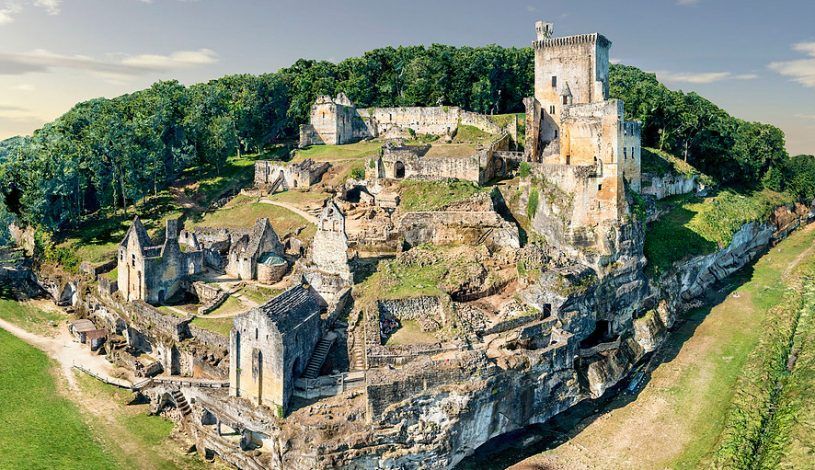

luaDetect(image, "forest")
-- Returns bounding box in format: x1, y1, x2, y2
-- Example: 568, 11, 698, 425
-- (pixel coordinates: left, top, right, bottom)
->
0, 44, 812, 241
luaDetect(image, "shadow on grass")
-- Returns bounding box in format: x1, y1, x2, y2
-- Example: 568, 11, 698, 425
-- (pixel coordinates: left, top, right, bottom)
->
645, 202, 718, 276
455, 263, 756, 470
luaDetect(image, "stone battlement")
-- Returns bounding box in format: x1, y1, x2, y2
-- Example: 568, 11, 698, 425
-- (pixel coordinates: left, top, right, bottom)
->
534, 33, 611, 49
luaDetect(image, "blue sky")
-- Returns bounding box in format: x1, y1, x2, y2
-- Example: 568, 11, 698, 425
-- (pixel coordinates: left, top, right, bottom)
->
1, 0, 813, 154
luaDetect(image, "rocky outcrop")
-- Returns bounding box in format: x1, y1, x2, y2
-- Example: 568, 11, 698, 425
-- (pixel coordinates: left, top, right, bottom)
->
641, 172, 699, 200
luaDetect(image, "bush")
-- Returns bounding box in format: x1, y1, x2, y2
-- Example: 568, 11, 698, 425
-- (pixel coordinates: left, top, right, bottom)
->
519, 161, 531, 178
527, 188, 539, 220
349, 164, 366, 180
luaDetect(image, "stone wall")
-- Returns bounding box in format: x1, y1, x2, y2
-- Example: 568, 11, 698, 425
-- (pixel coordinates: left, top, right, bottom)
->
641, 173, 699, 200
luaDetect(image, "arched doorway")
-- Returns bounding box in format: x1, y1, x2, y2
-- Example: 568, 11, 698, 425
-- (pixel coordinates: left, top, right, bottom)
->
256, 351, 263, 406
394, 161, 405, 178
234, 331, 241, 396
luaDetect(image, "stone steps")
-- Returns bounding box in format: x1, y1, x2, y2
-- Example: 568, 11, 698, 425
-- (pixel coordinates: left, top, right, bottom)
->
302, 332, 337, 379
171, 390, 192, 416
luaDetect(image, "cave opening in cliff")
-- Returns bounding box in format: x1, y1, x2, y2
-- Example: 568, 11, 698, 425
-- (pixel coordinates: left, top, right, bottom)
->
579, 320, 616, 348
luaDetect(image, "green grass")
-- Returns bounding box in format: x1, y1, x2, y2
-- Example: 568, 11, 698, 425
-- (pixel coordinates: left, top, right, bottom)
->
0, 287, 63, 335
385, 319, 438, 346
642, 147, 705, 179
57, 152, 266, 266
645, 189, 795, 275
190, 315, 234, 337
189, 194, 316, 241
293, 141, 382, 162
120, 413, 174, 447
453, 124, 497, 145
238, 285, 282, 304
671, 225, 815, 468
398, 179, 487, 212
756, 275, 815, 468
207, 295, 246, 317
0, 328, 118, 469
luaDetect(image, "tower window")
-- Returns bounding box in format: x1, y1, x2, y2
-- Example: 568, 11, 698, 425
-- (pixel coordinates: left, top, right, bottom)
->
551, 76, 557, 87
554, 130, 558, 139
624, 147, 627, 159
598, 184, 603, 191
549, 105, 556, 114
563, 96, 568, 105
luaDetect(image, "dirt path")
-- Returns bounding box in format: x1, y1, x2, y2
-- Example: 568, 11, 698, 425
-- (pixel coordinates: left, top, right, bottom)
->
259, 198, 318, 224
0, 318, 132, 390
512, 223, 815, 470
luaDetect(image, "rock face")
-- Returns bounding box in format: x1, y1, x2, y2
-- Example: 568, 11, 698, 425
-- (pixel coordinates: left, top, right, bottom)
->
640, 172, 699, 200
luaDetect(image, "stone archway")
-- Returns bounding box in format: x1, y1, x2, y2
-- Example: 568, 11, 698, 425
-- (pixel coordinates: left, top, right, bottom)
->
394, 161, 405, 179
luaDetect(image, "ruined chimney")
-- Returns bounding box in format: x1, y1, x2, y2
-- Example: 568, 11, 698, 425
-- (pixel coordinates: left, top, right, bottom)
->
165, 219, 179, 241
535, 20, 554, 41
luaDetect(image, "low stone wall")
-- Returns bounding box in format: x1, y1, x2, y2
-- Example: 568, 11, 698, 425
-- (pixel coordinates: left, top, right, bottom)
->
376, 296, 446, 331
188, 323, 229, 352
366, 343, 459, 368
79, 259, 117, 278
193, 282, 222, 304
197, 291, 229, 316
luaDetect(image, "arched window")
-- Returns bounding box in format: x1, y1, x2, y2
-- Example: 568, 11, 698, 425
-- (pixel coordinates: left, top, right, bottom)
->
394, 161, 406, 178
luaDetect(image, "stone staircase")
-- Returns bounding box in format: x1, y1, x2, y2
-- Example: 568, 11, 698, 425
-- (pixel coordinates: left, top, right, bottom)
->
302, 332, 337, 379
172, 390, 192, 417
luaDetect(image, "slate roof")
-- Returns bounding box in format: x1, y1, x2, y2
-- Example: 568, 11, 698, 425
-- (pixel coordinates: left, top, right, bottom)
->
257, 284, 325, 334
120, 217, 152, 250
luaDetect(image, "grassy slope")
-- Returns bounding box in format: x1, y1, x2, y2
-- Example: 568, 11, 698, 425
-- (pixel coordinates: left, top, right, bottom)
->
292, 141, 382, 162
189, 194, 316, 241
0, 287, 63, 335
645, 189, 794, 275
398, 179, 486, 212
0, 329, 118, 470
60, 152, 270, 265
190, 315, 234, 337
758, 278, 815, 468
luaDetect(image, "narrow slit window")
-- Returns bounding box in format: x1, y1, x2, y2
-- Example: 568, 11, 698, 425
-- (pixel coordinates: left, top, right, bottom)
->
551, 76, 557, 87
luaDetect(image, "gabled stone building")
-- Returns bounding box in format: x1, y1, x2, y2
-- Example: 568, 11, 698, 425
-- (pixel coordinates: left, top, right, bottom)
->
118, 218, 204, 304
225, 218, 285, 282
229, 284, 325, 415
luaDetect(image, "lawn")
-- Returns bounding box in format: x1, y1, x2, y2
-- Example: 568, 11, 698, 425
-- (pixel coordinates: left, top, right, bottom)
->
238, 284, 282, 304
292, 141, 382, 162
645, 189, 795, 275
74, 371, 207, 469
0, 328, 118, 469
453, 124, 498, 145
189, 195, 316, 241
190, 316, 235, 337
0, 287, 64, 335
385, 320, 438, 346
398, 179, 488, 212
641, 147, 710, 183
207, 295, 246, 317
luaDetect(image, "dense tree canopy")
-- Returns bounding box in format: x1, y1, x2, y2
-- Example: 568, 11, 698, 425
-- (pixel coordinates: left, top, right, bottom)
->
609, 64, 789, 187
0, 46, 797, 234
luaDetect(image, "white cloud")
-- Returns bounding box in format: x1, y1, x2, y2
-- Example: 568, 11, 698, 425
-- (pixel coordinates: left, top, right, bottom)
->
121, 49, 218, 69
769, 42, 815, 88
33, 0, 60, 15
0, 48, 219, 80
655, 70, 758, 84
676, 0, 701, 5
795, 113, 815, 120
0, 3, 22, 24
610, 57, 622, 65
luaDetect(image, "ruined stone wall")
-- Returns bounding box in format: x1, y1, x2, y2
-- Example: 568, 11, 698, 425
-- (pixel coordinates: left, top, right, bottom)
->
534, 34, 609, 114
621, 121, 642, 191
641, 173, 699, 200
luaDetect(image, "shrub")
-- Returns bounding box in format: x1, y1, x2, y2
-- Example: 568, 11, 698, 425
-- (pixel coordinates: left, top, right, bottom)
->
527, 188, 539, 220
519, 161, 531, 178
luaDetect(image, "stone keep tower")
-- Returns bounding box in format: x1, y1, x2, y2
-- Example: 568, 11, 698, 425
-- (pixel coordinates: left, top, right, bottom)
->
530, 22, 612, 158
